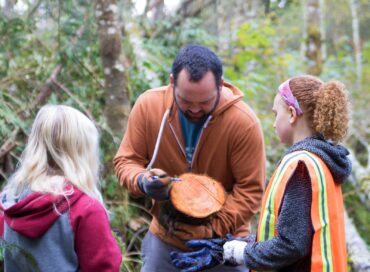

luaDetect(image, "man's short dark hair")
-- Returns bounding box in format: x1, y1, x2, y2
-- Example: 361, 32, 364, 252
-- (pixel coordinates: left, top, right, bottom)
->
171, 45, 223, 90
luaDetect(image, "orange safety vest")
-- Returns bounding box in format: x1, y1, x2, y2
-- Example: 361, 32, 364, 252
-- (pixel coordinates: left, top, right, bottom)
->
257, 151, 347, 272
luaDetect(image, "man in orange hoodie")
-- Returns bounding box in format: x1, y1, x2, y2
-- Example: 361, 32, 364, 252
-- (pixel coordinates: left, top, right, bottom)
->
114, 44, 265, 271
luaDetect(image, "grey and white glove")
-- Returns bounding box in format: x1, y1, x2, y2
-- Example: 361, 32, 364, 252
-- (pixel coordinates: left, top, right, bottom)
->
223, 240, 248, 266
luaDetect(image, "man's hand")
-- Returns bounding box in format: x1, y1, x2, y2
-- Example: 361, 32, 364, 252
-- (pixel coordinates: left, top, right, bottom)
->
170, 239, 225, 272
138, 168, 171, 200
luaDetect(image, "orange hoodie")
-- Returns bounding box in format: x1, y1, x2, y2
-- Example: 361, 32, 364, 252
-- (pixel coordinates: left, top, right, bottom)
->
114, 82, 265, 250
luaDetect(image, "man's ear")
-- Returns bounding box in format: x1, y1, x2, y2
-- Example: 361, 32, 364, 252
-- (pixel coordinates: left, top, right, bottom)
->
289, 106, 298, 124
219, 78, 224, 89
170, 74, 174, 87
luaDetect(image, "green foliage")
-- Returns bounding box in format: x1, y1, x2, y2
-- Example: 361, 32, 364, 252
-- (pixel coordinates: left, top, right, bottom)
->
127, 17, 217, 102
1, 0, 370, 269
112, 230, 142, 272
222, 17, 302, 175
0, 92, 28, 136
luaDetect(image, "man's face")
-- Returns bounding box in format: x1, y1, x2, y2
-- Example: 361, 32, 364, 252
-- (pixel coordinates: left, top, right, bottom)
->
172, 69, 221, 122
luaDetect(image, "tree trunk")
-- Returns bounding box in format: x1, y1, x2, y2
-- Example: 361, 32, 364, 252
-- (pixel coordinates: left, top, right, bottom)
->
264, 0, 270, 14
95, 0, 131, 139
349, 0, 362, 91
344, 209, 370, 271
305, 0, 323, 75
3, 0, 15, 17
300, 0, 308, 59
319, 0, 327, 60
153, 0, 165, 21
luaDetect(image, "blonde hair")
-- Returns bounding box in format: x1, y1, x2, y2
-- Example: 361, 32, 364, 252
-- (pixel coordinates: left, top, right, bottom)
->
289, 75, 350, 143
6, 105, 103, 204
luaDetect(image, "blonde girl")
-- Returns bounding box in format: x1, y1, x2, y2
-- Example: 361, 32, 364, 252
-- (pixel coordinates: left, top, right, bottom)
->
0, 105, 122, 272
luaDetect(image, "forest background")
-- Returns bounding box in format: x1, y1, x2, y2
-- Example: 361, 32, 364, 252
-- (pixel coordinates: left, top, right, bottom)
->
0, 0, 369, 271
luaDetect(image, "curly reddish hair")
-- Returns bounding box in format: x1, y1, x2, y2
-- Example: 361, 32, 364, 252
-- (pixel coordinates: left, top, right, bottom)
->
289, 75, 350, 143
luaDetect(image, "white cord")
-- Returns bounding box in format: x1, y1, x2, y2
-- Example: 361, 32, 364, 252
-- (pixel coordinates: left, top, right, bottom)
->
146, 109, 170, 171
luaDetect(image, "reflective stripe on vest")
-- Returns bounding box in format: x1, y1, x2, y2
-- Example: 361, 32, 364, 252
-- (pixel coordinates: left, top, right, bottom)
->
257, 151, 347, 272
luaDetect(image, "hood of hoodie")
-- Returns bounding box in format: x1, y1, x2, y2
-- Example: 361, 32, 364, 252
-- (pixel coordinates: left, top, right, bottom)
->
0, 185, 83, 238
212, 81, 244, 116
286, 134, 352, 184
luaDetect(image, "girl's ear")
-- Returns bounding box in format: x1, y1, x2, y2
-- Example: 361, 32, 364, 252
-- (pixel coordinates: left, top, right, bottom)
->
289, 106, 298, 124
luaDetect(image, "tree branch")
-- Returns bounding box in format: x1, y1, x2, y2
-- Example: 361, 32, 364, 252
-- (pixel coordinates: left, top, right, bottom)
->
149, 0, 213, 39
0, 129, 18, 159
52, 79, 95, 122
27, 0, 43, 19
28, 64, 62, 110
0, 19, 89, 164
0, 65, 62, 161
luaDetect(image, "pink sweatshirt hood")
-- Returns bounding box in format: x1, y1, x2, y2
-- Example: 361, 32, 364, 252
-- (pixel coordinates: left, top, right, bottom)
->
0, 185, 83, 238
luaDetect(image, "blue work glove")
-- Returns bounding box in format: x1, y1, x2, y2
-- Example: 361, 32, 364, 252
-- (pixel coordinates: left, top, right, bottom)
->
170, 238, 225, 272
137, 168, 171, 201
170, 234, 254, 271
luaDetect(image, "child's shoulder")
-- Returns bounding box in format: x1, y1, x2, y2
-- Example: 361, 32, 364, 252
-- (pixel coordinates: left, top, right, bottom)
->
69, 187, 106, 218
67, 188, 110, 237
279, 150, 328, 177
282, 150, 320, 164
278, 151, 315, 172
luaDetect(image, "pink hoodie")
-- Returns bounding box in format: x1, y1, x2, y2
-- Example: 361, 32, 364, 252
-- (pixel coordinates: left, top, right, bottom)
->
0, 185, 122, 272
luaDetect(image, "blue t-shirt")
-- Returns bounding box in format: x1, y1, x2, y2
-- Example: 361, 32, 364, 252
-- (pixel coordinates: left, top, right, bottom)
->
179, 110, 207, 168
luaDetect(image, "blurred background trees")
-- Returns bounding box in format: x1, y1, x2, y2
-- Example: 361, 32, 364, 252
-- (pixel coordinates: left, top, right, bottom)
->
0, 0, 369, 270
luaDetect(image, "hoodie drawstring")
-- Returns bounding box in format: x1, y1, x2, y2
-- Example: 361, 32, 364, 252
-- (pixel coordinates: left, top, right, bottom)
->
146, 109, 170, 171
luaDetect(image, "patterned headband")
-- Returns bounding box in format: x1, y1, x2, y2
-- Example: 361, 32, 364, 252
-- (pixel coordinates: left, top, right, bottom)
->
278, 79, 303, 116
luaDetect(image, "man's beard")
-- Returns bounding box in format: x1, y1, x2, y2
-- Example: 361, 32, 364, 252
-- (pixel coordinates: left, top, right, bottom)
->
173, 87, 221, 123
184, 110, 208, 122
